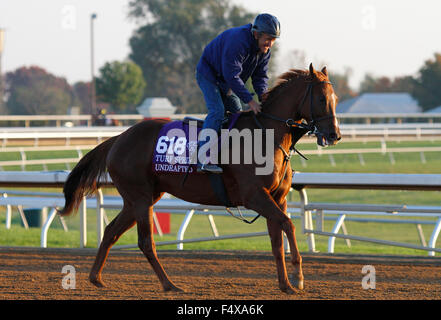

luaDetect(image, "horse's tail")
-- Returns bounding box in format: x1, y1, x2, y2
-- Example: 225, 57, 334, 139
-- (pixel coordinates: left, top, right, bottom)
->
58, 136, 118, 216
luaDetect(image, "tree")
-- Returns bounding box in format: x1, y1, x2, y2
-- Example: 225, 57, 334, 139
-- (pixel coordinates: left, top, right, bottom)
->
72, 81, 92, 114
329, 67, 357, 102
95, 60, 146, 113
284, 49, 307, 70
390, 76, 415, 93
359, 74, 391, 93
412, 53, 441, 111
128, 0, 257, 113
359, 74, 416, 95
5, 66, 73, 115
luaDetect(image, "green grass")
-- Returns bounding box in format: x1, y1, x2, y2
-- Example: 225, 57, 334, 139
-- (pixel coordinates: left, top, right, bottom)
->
0, 139, 440, 256
1, 207, 438, 256
0, 149, 92, 171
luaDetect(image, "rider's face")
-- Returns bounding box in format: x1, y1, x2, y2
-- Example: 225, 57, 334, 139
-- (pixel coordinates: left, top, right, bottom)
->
254, 32, 277, 54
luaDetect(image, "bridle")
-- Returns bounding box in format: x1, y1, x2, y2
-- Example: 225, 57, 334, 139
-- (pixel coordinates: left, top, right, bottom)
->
253, 80, 335, 210
259, 80, 334, 136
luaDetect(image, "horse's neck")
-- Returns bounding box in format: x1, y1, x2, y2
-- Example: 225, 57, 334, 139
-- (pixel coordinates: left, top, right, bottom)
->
259, 80, 309, 152
261, 80, 306, 121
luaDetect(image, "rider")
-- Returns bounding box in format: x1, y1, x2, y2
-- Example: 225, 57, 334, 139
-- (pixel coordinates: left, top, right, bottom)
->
196, 13, 281, 173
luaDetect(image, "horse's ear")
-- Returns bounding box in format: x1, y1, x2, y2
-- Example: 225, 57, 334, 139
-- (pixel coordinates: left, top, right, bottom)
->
321, 66, 328, 77
309, 63, 315, 75
309, 63, 317, 79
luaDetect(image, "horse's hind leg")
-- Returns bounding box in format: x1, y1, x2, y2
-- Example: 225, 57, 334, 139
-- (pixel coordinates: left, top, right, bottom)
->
135, 199, 183, 292
89, 206, 136, 287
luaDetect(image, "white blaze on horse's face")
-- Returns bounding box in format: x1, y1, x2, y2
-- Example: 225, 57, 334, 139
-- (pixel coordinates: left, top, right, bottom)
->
330, 92, 340, 134
315, 86, 341, 147
330, 92, 338, 112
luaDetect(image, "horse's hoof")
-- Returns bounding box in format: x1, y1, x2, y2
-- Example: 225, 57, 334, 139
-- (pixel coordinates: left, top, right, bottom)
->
292, 278, 304, 290
89, 276, 105, 288
289, 274, 304, 290
164, 284, 185, 293
280, 285, 297, 295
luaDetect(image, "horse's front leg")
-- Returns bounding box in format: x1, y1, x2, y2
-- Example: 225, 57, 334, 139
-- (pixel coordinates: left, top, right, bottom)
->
279, 200, 304, 290
266, 218, 296, 293
244, 190, 304, 293
268, 200, 304, 292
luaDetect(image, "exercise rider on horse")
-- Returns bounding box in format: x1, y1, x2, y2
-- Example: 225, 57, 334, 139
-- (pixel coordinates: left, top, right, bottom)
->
196, 13, 281, 174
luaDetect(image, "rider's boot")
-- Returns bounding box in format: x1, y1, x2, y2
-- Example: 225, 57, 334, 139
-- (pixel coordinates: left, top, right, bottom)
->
197, 162, 223, 174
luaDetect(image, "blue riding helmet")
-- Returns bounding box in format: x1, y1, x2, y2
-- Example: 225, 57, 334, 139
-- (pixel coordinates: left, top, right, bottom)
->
251, 13, 281, 38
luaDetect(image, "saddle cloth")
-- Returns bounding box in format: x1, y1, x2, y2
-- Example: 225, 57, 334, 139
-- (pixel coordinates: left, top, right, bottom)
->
152, 113, 241, 175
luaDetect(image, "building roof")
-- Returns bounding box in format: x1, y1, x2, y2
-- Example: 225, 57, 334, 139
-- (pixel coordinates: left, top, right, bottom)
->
337, 93, 421, 114
426, 106, 441, 113
136, 97, 176, 117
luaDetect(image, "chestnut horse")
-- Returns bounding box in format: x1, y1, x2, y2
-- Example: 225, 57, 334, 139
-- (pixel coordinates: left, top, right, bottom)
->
59, 63, 341, 294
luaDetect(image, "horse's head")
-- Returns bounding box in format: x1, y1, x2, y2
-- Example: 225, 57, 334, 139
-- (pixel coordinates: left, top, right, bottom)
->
301, 63, 341, 147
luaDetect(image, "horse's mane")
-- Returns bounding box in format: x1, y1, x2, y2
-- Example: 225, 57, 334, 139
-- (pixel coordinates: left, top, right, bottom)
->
261, 69, 311, 107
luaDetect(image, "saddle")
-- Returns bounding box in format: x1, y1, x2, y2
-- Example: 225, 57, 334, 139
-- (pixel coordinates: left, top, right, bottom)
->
182, 112, 241, 129
181, 112, 265, 224
153, 112, 242, 209
181, 113, 240, 209
182, 116, 204, 128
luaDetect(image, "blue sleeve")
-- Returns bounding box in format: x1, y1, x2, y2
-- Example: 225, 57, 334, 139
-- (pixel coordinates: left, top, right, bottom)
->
221, 41, 254, 104
252, 51, 271, 101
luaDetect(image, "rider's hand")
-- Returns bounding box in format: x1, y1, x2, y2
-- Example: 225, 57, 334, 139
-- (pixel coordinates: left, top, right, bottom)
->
248, 100, 262, 114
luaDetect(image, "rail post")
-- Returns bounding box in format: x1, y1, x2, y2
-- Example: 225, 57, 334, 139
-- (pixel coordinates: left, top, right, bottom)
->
298, 188, 316, 252
96, 189, 104, 247
40, 208, 58, 248
177, 209, 195, 250
80, 196, 87, 248
328, 214, 346, 253
428, 218, 441, 257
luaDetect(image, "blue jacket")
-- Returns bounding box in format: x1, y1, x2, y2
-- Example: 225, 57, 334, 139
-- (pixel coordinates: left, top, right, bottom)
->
196, 24, 271, 104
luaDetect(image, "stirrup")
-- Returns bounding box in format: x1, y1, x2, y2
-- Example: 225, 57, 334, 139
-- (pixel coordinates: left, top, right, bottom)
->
197, 163, 223, 174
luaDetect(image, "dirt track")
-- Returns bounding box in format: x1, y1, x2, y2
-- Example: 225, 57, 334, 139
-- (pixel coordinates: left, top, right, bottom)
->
1, 247, 441, 300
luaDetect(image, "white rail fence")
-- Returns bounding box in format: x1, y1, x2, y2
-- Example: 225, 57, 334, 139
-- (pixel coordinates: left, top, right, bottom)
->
1, 113, 441, 127
292, 172, 441, 256
2, 122, 441, 146
1, 141, 440, 170
0, 126, 128, 147
0, 171, 440, 256
0, 145, 92, 171
339, 123, 441, 138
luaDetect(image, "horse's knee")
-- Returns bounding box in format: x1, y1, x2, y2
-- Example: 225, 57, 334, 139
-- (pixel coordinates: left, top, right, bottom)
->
102, 224, 118, 244
281, 217, 295, 233
138, 238, 156, 258
138, 237, 151, 250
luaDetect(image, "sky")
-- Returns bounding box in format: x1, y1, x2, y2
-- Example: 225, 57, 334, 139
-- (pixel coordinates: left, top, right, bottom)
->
1, 0, 441, 90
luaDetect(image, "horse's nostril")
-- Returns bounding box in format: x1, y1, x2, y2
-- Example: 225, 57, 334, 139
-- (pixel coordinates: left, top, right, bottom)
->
329, 133, 338, 141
